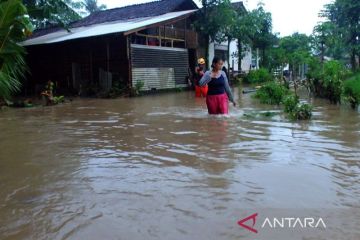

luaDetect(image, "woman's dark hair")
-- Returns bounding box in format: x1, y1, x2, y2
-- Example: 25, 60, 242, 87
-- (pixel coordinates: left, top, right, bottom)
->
211, 56, 223, 69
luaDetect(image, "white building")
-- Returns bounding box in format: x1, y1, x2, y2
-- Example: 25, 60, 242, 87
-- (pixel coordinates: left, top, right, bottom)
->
208, 41, 253, 73
207, 1, 254, 74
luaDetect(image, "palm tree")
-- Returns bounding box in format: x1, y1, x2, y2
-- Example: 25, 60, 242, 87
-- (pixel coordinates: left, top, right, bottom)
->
83, 0, 106, 14
0, 0, 32, 100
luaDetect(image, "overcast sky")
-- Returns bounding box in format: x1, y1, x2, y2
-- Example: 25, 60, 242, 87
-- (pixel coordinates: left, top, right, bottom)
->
98, 0, 332, 36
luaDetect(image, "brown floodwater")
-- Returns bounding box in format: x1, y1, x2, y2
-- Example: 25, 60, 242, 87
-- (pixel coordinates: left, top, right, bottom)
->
0, 89, 359, 240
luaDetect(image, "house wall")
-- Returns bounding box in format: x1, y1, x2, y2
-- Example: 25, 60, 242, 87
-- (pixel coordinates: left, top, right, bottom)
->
25, 34, 129, 96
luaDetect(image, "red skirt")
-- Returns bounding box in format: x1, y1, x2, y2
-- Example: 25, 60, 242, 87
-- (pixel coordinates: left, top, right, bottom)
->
206, 93, 229, 115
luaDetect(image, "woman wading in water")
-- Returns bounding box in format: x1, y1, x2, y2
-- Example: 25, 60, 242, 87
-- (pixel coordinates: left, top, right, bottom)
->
199, 57, 236, 115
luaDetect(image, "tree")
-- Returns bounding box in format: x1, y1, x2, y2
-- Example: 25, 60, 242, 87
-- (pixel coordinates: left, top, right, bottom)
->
23, 0, 83, 29
218, 2, 237, 71
231, 7, 255, 71
267, 38, 286, 72
320, 0, 360, 70
83, 0, 106, 14
280, 33, 311, 77
0, 0, 32, 100
311, 21, 346, 63
195, 0, 234, 68
250, 2, 275, 69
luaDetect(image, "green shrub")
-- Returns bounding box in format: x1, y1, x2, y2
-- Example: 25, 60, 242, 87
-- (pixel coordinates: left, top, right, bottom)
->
322, 60, 350, 104
130, 81, 145, 97
244, 68, 273, 84
293, 103, 313, 120
343, 74, 360, 109
307, 59, 351, 104
254, 82, 289, 105
53, 96, 65, 104
283, 95, 312, 120
283, 95, 299, 113
306, 57, 323, 82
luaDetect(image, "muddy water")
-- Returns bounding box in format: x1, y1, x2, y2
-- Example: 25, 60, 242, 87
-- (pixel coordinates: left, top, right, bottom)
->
0, 89, 359, 240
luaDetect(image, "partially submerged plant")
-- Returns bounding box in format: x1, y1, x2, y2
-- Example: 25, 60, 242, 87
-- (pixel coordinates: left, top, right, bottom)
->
343, 75, 360, 110
253, 82, 289, 105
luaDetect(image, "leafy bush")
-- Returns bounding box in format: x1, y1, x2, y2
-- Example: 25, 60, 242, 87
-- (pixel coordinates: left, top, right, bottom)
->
322, 60, 350, 104
53, 96, 65, 104
306, 57, 324, 94
134, 81, 144, 95
244, 68, 273, 84
283, 94, 312, 120
283, 95, 299, 113
307, 60, 350, 104
306, 57, 323, 82
343, 74, 360, 109
253, 82, 289, 105
293, 103, 313, 120
130, 81, 145, 97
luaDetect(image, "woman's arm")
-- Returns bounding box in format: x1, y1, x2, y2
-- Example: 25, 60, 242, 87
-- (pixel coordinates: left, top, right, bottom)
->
199, 71, 211, 86
222, 71, 235, 103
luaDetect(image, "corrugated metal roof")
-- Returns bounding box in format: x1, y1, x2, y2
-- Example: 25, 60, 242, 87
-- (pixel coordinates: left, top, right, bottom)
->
21, 10, 197, 46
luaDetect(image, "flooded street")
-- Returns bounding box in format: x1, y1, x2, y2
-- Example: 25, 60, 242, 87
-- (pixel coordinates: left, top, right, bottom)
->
0, 89, 360, 240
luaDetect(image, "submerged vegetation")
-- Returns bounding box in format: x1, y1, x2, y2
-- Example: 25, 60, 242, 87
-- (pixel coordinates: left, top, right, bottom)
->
244, 68, 273, 84
283, 95, 313, 120
252, 81, 313, 120
343, 74, 360, 110
253, 82, 288, 105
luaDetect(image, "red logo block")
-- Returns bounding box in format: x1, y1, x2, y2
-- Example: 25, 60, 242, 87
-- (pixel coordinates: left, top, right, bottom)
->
238, 213, 258, 234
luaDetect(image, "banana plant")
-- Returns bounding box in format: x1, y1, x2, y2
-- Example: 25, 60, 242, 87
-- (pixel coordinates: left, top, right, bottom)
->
0, 0, 32, 100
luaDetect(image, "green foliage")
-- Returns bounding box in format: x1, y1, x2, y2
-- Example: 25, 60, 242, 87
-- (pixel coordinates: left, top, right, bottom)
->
0, 0, 32, 100
195, 0, 235, 67
231, 6, 257, 71
306, 57, 323, 81
343, 74, 360, 109
283, 95, 313, 120
53, 95, 65, 104
130, 81, 144, 97
253, 82, 288, 105
23, 0, 82, 29
196, 0, 235, 43
283, 95, 299, 113
83, 0, 106, 14
322, 60, 350, 104
292, 103, 313, 120
307, 59, 351, 104
311, 21, 346, 61
279, 33, 311, 77
306, 57, 324, 96
250, 3, 275, 68
244, 68, 273, 84
319, 0, 360, 70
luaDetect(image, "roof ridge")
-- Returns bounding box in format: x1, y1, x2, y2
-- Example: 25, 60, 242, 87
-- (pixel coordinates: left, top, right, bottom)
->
29, 0, 196, 39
